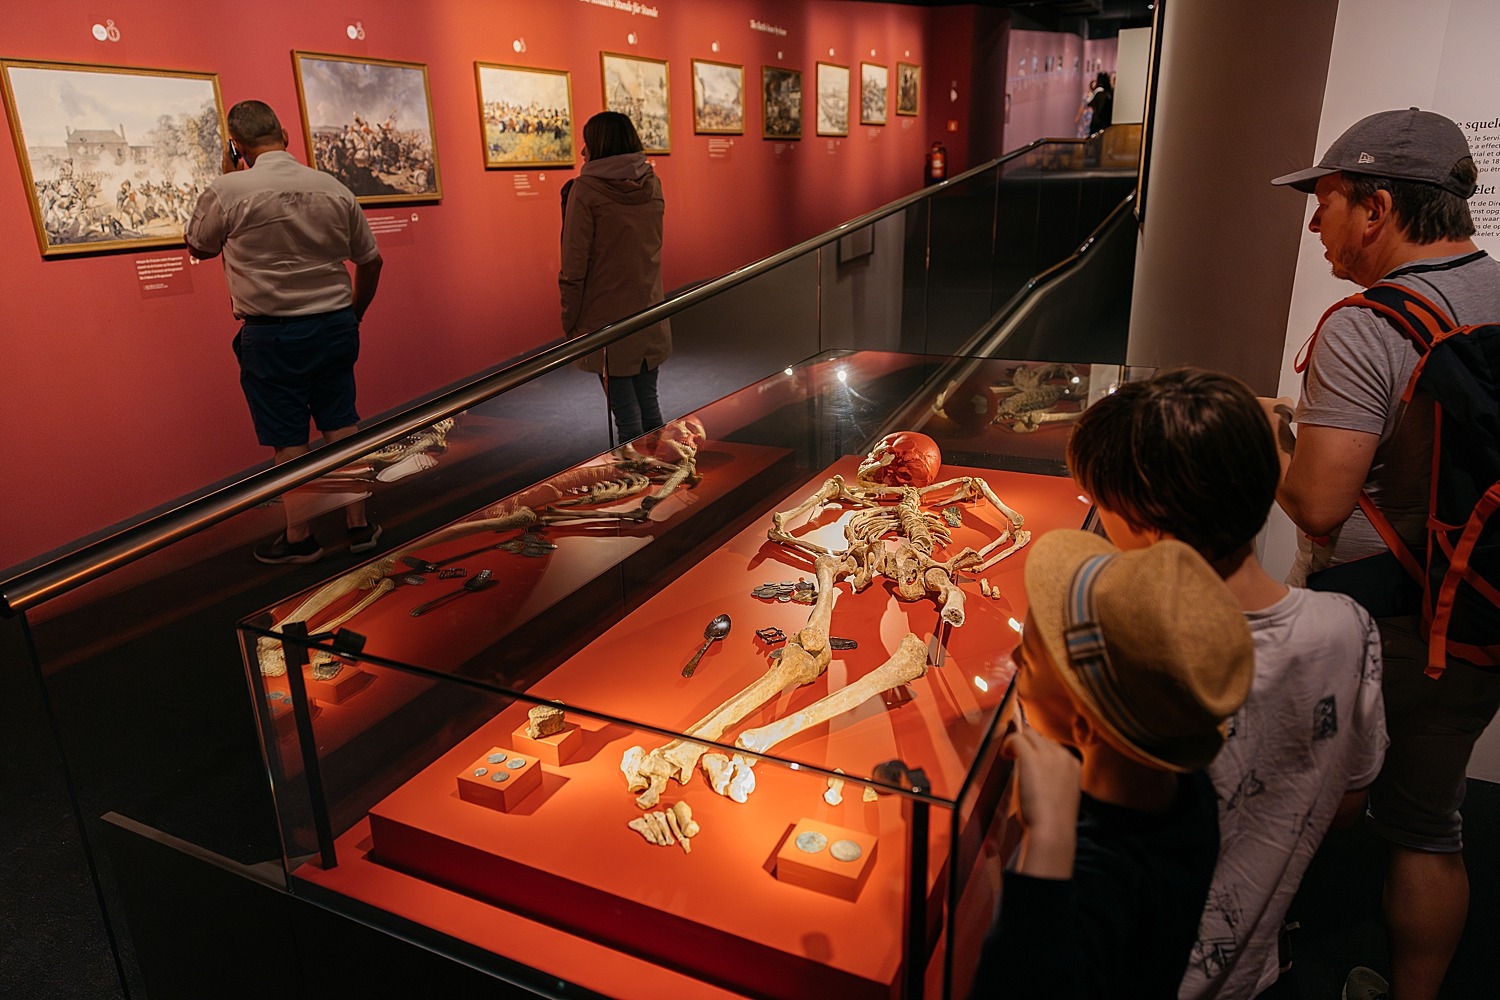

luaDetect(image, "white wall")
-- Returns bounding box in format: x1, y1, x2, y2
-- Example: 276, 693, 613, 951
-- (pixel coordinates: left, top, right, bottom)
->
1264, 0, 1500, 781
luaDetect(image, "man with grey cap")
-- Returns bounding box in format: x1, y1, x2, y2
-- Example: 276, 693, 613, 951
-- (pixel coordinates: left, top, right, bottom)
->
1266, 108, 1500, 1000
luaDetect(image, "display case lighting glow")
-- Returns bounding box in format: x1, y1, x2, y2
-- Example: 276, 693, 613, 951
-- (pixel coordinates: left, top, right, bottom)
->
1077, 494, 1090, 505
789, 762, 800, 770
784, 367, 794, 376
973, 676, 989, 693
1071, 376, 1081, 384
837, 368, 847, 383
1008, 616, 1022, 633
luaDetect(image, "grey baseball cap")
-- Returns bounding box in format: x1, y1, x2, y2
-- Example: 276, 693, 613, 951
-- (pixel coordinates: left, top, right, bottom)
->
1271, 108, 1476, 197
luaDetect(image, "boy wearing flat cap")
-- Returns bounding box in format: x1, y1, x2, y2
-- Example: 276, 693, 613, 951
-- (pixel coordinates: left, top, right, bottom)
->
969, 530, 1254, 999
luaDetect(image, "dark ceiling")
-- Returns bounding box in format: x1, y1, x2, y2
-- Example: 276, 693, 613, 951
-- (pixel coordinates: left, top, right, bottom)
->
863, 0, 1155, 39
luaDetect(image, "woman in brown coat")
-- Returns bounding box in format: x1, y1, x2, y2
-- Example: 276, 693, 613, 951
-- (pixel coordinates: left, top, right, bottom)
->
559, 111, 670, 444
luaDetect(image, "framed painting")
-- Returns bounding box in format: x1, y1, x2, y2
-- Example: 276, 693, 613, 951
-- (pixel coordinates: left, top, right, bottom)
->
292, 51, 442, 205
0, 58, 225, 257
474, 62, 574, 168
600, 51, 670, 154
691, 59, 743, 135
761, 65, 802, 140
896, 62, 920, 116
859, 62, 887, 126
815, 62, 849, 137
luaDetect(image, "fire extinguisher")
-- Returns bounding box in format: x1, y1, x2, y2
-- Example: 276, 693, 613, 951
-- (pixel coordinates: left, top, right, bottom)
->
926, 141, 947, 185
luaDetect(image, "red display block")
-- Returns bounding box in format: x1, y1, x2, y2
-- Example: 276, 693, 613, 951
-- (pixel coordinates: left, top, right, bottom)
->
456, 748, 542, 812
265, 691, 315, 738
510, 723, 582, 765
307, 662, 372, 704
775, 818, 878, 901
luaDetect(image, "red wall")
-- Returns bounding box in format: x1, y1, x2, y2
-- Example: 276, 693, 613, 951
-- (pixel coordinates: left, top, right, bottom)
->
0, 0, 980, 572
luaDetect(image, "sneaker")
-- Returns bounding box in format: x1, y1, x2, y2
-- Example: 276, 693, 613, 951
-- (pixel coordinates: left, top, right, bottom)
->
1342, 966, 1389, 1000
347, 522, 383, 553
254, 532, 324, 565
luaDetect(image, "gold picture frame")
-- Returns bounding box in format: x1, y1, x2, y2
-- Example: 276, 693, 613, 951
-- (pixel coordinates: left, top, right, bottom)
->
600, 51, 670, 154
761, 65, 802, 140
474, 62, 575, 169
292, 51, 442, 205
0, 58, 225, 257
815, 62, 849, 137
691, 59, 744, 135
896, 62, 920, 116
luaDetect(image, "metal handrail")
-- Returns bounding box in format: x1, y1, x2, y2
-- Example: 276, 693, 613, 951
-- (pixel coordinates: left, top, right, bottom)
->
0, 136, 1079, 616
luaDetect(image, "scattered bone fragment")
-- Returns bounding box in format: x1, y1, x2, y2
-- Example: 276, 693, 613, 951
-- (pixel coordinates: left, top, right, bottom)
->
526, 703, 565, 739
980, 578, 992, 598
863, 785, 879, 803
825, 768, 846, 806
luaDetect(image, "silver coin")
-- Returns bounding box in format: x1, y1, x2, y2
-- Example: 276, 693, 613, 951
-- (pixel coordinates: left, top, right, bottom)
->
473, 767, 488, 777
490, 771, 509, 782
795, 830, 828, 854
506, 757, 528, 769
486, 752, 508, 765
830, 839, 863, 862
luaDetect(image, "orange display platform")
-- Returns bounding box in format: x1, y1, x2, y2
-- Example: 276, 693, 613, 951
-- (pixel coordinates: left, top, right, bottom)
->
299, 457, 1092, 998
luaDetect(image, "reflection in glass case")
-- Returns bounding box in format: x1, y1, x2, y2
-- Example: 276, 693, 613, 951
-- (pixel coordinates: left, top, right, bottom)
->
238, 351, 1142, 998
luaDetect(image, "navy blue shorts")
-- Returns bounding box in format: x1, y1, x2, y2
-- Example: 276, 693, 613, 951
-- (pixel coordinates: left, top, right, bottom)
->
234, 308, 360, 448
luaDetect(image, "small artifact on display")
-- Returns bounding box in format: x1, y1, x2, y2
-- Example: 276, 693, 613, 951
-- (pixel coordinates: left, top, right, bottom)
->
627, 800, 700, 854
254, 418, 709, 677
525, 703, 565, 739
754, 626, 787, 645
306, 657, 371, 704
513, 701, 581, 765
408, 568, 496, 617
824, 769, 845, 806
750, 579, 818, 604
932, 363, 1087, 433
775, 817, 878, 900
682, 613, 731, 678
457, 746, 541, 811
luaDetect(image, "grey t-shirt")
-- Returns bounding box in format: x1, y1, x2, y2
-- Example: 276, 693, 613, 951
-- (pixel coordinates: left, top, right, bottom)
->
1291, 251, 1500, 580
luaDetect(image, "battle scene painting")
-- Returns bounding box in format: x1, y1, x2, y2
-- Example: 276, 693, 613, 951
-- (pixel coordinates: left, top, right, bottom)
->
475, 63, 573, 168
1, 59, 225, 257
692, 59, 743, 135
601, 52, 670, 154
293, 51, 442, 205
815, 62, 849, 137
860, 63, 887, 125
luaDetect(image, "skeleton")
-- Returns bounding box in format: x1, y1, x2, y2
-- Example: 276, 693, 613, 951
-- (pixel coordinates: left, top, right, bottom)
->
825, 768, 846, 806
933, 363, 1087, 434
256, 419, 705, 676
620, 433, 1030, 806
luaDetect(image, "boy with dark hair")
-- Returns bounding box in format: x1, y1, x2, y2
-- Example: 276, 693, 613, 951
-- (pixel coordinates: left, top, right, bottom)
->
971, 529, 1255, 998
1068, 367, 1387, 1000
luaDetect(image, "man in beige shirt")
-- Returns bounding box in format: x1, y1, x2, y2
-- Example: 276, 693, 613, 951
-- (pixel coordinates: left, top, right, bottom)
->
187, 100, 383, 564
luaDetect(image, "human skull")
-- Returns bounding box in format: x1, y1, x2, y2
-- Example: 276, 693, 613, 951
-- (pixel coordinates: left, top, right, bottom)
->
857, 431, 942, 487
653, 416, 707, 463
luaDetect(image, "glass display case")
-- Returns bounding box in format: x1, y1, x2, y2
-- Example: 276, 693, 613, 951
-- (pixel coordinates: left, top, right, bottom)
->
237, 350, 1143, 999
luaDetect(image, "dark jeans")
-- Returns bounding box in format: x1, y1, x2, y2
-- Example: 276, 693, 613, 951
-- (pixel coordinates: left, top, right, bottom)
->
604, 362, 662, 443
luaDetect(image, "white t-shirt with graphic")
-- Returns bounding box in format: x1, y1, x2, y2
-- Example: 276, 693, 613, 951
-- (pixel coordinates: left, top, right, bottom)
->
1179, 587, 1387, 1000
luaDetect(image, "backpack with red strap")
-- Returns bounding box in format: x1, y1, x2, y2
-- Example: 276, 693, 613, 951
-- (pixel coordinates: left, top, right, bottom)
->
1299, 281, 1500, 678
